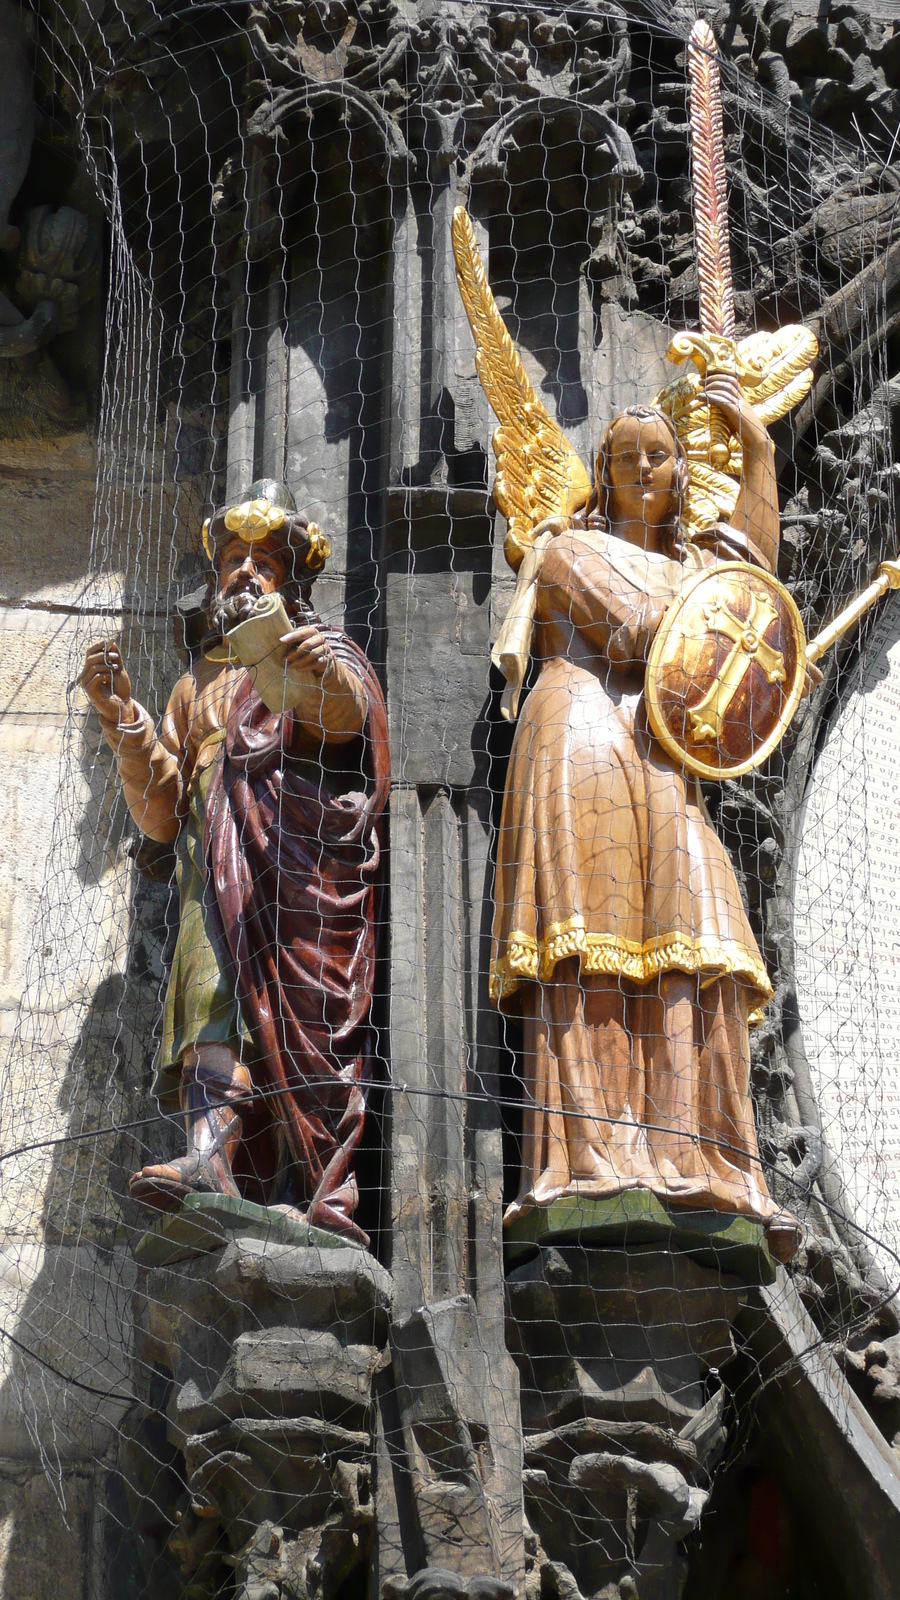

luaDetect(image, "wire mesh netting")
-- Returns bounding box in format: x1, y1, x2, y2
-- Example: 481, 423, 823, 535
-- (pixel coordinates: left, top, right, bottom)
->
2, 0, 900, 1595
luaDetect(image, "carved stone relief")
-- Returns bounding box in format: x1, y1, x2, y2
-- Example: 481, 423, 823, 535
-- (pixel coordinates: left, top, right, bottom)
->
0, 0, 101, 434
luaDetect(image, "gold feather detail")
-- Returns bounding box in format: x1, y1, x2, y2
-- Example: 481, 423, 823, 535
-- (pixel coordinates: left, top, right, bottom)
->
688, 20, 735, 341
733, 326, 819, 424
451, 206, 591, 570
654, 324, 818, 538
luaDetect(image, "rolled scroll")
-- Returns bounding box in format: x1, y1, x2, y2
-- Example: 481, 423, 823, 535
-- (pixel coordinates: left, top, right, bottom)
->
224, 593, 318, 715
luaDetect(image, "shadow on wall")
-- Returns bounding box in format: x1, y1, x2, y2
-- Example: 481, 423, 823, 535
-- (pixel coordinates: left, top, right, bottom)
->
684, 1382, 845, 1599
0, 857, 181, 1599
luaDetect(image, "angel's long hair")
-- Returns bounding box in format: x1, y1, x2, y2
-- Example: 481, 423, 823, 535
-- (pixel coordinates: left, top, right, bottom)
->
590, 404, 689, 556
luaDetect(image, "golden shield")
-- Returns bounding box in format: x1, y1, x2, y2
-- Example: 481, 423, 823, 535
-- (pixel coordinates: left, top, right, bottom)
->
645, 561, 808, 780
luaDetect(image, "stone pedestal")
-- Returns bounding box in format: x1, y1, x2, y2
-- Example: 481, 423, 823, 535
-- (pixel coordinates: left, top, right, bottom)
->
125, 1224, 391, 1600
506, 1218, 763, 1600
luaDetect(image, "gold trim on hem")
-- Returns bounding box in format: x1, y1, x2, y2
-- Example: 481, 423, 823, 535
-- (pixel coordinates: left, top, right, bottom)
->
489, 913, 772, 1018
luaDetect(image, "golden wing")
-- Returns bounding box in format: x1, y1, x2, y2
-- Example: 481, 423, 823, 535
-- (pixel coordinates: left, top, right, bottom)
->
737, 325, 818, 425
654, 324, 818, 538
452, 207, 591, 570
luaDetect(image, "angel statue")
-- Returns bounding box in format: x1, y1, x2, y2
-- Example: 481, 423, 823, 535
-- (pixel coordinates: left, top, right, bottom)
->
451, 26, 830, 1265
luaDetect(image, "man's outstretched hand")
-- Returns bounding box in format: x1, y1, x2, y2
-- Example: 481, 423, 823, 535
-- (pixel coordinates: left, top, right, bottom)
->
280, 623, 334, 679
81, 640, 136, 723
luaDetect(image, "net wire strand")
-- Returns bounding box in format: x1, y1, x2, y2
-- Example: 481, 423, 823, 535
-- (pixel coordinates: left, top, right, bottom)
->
0, 0, 898, 1586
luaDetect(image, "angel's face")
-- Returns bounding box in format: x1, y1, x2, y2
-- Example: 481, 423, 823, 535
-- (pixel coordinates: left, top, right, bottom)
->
605, 414, 680, 542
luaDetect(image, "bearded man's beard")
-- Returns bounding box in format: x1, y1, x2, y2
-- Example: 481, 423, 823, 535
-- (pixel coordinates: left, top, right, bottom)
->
209, 574, 265, 635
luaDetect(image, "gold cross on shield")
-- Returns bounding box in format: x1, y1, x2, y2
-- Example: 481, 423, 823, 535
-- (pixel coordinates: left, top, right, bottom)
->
689, 589, 786, 744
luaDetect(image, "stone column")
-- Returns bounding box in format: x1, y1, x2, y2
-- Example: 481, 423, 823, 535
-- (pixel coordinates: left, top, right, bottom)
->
378, 169, 524, 1600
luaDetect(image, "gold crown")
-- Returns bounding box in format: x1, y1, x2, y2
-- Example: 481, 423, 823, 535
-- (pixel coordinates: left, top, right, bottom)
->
201, 499, 331, 571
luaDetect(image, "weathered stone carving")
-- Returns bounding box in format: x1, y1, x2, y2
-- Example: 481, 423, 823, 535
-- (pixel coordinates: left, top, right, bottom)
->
386, 1298, 516, 1582
126, 1235, 391, 1599
11, 203, 99, 344
383, 1569, 515, 1600
507, 1243, 743, 1600
0, 0, 100, 434
841, 1327, 900, 1438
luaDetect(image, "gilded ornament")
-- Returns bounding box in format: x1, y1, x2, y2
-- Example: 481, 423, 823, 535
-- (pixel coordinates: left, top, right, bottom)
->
653, 326, 819, 539
202, 500, 331, 572
223, 496, 288, 539
450, 206, 591, 570
489, 915, 773, 1009
450, 196, 817, 570
202, 501, 285, 559
303, 520, 332, 572
644, 561, 808, 779
805, 559, 900, 662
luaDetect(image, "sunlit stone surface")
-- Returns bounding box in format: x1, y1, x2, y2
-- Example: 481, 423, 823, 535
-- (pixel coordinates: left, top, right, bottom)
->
795, 596, 900, 1274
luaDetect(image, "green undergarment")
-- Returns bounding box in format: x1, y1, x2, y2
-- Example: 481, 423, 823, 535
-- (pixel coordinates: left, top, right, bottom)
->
155, 761, 249, 1107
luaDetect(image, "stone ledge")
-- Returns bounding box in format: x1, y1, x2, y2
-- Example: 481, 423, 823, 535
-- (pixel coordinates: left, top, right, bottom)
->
134, 1192, 363, 1268
135, 1229, 394, 1371
504, 1191, 776, 1284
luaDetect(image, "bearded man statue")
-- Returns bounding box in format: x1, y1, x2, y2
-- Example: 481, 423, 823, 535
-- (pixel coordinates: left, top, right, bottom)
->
81, 480, 390, 1245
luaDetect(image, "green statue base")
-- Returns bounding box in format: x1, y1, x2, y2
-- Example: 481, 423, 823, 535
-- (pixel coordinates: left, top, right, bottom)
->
504, 1191, 776, 1284
133, 1192, 363, 1269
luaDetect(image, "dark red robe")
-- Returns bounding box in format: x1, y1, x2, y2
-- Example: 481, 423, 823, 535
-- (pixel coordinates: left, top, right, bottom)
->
203, 630, 390, 1227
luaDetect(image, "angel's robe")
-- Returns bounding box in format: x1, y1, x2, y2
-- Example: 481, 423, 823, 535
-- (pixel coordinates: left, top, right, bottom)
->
97, 622, 389, 1214
492, 526, 782, 1227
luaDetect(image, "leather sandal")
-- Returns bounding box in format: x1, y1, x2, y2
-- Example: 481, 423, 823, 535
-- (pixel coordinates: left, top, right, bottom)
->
129, 1064, 246, 1213
128, 1117, 242, 1211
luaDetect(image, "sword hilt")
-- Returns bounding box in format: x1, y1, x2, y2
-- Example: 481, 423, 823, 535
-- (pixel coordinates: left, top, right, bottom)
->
667, 330, 754, 470
707, 404, 733, 470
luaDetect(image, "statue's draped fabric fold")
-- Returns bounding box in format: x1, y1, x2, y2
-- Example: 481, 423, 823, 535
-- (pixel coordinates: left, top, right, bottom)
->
492, 531, 772, 1010
203, 637, 391, 1206
100, 617, 389, 1220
